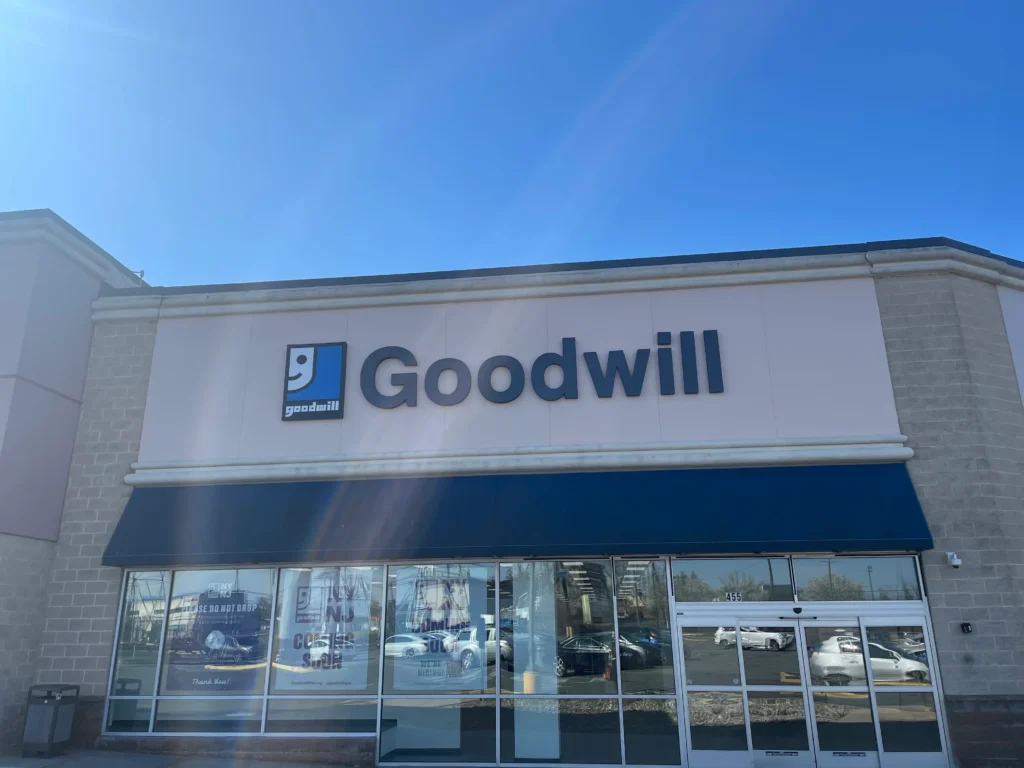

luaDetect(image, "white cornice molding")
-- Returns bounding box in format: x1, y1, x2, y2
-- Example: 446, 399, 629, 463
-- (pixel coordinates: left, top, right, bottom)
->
866, 246, 1024, 290
0, 218, 141, 289
93, 246, 1024, 322
125, 434, 912, 486
94, 253, 871, 320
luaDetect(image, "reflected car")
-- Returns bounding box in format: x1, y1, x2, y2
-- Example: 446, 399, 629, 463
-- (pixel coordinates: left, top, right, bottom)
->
809, 636, 930, 684
204, 636, 253, 662
384, 634, 429, 659
885, 633, 926, 657
618, 625, 666, 665
592, 632, 647, 669
421, 631, 457, 653
714, 626, 795, 651
451, 627, 510, 668
308, 637, 354, 665
554, 635, 614, 677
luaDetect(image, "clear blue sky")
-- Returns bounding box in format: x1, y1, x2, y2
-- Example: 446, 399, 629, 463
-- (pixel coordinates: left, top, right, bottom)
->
1, 0, 1021, 286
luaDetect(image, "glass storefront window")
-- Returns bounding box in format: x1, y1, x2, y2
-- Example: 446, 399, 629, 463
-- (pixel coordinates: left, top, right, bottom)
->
159, 569, 274, 696
615, 560, 675, 695
741, 625, 801, 685
266, 697, 378, 733
270, 566, 383, 694
686, 692, 747, 750
383, 563, 495, 694
623, 699, 681, 765
747, 691, 809, 751
793, 557, 921, 601
672, 558, 793, 602
812, 692, 877, 751
380, 698, 495, 763
107, 555, 943, 764
500, 698, 621, 764
500, 560, 617, 695
805, 625, 868, 686
106, 698, 152, 733
865, 625, 931, 684
111, 571, 168, 697
153, 698, 263, 733
876, 692, 943, 752
680, 627, 741, 686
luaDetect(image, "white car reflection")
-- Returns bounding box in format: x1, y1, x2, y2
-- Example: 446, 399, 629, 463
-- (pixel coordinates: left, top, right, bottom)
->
384, 634, 428, 659
809, 635, 930, 685
451, 627, 510, 668
713, 626, 795, 651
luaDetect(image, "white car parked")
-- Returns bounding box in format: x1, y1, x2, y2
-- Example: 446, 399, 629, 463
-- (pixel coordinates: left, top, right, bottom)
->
809, 635, 930, 685
714, 626, 795, 651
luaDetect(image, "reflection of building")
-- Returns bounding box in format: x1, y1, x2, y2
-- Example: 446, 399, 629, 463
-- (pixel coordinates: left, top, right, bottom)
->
7, 215, 1022, 766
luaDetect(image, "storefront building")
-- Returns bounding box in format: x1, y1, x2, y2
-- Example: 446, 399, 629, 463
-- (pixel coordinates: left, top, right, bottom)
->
2, 213, 1023, 766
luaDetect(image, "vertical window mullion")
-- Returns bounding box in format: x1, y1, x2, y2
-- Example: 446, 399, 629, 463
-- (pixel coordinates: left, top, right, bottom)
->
149, 570, 173, 732
259, 568, 279, 733
102, 568, 130, 734
611, 560, 626, 766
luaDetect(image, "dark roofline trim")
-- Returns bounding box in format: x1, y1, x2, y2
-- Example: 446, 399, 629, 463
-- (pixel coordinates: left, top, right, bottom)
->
98, 235, 1013, 298
0, 209, 142, 284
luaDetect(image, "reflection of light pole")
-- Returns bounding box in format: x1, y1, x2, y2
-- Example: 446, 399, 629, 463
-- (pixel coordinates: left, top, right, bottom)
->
867, 566, 875, 600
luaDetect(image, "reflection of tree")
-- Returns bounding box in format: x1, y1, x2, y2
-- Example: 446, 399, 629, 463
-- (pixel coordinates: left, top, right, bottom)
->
721, 571, 760, 599
800, 574, 865, 601
675, 571, 715, 602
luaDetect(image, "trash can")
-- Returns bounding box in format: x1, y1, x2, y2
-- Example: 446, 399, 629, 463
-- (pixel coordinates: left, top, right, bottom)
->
22, 684, 79, 758
109, 679, 143, 732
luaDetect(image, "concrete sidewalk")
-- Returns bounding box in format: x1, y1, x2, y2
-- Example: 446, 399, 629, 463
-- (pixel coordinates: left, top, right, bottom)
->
0, 750, 330, 767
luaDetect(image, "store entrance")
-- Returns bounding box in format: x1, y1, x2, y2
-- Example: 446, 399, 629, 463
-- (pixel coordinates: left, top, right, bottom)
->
675, 615, 948, 768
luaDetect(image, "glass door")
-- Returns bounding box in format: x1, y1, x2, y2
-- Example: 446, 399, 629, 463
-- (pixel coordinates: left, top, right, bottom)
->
677, 620, 816, 768
860, 620, 948, 768
800, 619, 881, 768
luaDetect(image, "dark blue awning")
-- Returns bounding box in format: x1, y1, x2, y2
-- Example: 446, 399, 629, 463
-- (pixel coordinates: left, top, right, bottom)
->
102, 464, 932, 567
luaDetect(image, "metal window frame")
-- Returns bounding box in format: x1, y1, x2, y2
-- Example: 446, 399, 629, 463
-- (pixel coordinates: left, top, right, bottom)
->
102, 552, 947, 768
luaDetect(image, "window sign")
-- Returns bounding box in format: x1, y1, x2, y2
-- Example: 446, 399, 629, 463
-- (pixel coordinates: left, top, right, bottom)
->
159, 569, 273, 695
383, 563, 495, 693
270, 566, 383, 694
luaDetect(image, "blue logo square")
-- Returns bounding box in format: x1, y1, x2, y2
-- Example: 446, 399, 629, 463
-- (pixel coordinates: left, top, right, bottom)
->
282, 342, 346, 421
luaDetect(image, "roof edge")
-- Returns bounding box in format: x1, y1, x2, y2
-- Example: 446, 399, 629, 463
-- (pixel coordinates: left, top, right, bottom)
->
0, 209, 144, 288
100, 236, 1011, 299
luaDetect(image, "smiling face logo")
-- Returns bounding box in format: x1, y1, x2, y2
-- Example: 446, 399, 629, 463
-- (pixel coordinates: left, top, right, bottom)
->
287, 347, 316, 392
282, 342, 346, 421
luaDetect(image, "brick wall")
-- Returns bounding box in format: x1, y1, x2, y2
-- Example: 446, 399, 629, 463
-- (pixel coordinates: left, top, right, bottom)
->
0, 533, 55, 752
875, 272, 1024, 766
31, 319, 156, 743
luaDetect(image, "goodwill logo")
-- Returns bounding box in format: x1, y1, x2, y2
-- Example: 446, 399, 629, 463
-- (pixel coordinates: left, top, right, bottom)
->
282, 342, 346, 421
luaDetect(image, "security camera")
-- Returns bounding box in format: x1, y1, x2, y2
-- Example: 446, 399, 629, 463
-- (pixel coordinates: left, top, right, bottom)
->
946, 552, 962, 569
793, 607, 803, 614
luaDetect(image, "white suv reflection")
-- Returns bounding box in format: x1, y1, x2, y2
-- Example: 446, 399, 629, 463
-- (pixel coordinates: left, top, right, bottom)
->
809, 635, 930, 685
713, 626, 795, 651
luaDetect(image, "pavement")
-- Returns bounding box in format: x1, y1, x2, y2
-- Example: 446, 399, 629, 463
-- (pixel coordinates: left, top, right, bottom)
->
0, 751, 326, 767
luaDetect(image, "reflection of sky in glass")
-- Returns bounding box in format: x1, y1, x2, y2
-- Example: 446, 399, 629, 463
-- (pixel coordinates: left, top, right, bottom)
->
676, 559, 762, 586
793, 557, 919, 599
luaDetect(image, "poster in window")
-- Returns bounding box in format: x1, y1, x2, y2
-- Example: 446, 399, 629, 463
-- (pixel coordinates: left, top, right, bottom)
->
271, 566, 383, 694
159, 569, 274, 695
384, 564, 495, 693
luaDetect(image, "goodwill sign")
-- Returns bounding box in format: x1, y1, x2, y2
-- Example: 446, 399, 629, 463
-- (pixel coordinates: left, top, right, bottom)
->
282, 331, 724, 422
